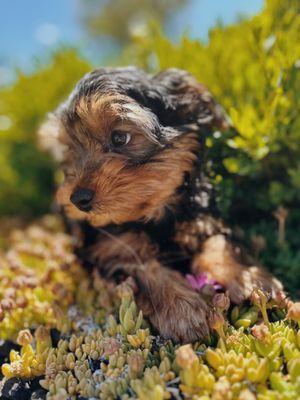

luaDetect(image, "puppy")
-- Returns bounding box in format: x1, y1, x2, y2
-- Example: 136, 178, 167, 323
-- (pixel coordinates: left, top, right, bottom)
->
40, 67, 282, 342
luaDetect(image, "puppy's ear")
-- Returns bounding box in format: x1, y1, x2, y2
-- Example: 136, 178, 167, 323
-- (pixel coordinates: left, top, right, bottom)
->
38, 113, 67, 162
152, 68, 229, 130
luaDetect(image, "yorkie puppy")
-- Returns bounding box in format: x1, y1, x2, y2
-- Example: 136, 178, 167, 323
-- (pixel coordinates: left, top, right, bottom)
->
40, 67, 282, 342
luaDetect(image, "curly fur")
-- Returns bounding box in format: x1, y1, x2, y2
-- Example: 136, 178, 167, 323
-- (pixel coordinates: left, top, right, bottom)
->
40, 67, 283, 342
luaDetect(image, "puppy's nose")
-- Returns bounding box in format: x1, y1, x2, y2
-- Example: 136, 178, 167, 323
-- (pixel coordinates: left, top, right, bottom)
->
70, 188, 95, 212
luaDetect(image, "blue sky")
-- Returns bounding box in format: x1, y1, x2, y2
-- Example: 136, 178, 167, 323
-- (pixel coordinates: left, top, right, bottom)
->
0, 0, 263, 82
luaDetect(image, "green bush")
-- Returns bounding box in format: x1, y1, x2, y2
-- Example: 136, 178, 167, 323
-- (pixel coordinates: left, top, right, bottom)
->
0, 49, 91, 216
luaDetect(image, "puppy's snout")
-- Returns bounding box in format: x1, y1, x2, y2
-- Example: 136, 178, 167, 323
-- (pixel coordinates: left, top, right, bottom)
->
70, 188, 95, 212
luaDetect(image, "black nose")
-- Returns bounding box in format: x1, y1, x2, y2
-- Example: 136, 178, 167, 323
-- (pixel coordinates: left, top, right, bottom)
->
70, 188, 95, 212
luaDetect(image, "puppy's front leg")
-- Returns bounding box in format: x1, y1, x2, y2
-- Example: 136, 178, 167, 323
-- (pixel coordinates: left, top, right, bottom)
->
90, 231, 209, 342
192, 234, 283, 303
176, 219, 282, 304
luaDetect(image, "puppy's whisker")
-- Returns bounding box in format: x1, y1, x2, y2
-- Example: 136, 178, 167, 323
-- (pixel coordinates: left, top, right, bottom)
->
97, 228, 145, 271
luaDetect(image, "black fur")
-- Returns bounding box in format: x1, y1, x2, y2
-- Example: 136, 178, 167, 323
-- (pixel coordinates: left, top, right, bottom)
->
63, 67, 226, 142
61, 67, 228, 273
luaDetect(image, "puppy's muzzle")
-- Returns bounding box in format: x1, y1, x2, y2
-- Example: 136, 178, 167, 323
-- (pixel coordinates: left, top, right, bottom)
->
70, 188, 95, 212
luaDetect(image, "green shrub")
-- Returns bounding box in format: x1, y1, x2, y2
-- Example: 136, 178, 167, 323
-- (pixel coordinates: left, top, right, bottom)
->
0, 49, 91, 216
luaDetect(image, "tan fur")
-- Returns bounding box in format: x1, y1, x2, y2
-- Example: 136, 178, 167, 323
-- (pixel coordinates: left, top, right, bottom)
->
174, 219, 282, 303
89, 231, 209, 343
191, 235, 283, 303
76, 94, 125, 137
174, 216, 230, 252
76, 94, 161, 144
57, 132, 199, 226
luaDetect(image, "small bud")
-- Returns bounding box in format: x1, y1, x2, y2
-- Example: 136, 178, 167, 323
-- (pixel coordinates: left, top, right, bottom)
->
212, 292, 230, 312
128, 353, 145, 376
17, 329, 33, 346
250, 289, 268, 307
5, 288, 16, 298
1, 298, 15, 310
251, 324, 271, 343
287, 301, 300, 323
102, 338, 121, 357
250, 289, 270, 326
213, 376, 231, 397
175, 344, 198, 368
16, 297, 28, 309
273, 291, 289, 309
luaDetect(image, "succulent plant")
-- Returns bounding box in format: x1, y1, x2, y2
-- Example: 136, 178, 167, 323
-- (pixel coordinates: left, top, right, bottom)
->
0, 216, 299, 400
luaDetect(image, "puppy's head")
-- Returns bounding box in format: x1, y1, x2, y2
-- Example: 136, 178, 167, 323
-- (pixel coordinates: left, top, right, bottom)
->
40, 67, 227, 227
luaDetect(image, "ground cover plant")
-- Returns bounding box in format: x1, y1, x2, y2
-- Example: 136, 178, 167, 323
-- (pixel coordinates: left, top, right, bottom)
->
0, 218, 299, 399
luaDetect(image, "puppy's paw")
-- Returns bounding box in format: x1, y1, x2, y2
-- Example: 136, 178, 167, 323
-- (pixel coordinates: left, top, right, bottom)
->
145, 283, 209, 343
226, 266, 283, 304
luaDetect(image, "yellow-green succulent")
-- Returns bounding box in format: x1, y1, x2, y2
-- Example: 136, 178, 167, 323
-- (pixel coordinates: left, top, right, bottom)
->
0, 217, 299, 400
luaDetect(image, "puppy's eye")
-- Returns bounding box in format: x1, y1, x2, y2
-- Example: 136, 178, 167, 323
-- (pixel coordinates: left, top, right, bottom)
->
111, 131, 131, 147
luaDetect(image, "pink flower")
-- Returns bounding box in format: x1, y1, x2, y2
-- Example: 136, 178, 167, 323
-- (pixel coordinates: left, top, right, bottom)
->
186, 273, 222, 291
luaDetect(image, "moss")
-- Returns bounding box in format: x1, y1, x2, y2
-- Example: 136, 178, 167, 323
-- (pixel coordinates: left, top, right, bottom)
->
0, 216, 299, 399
